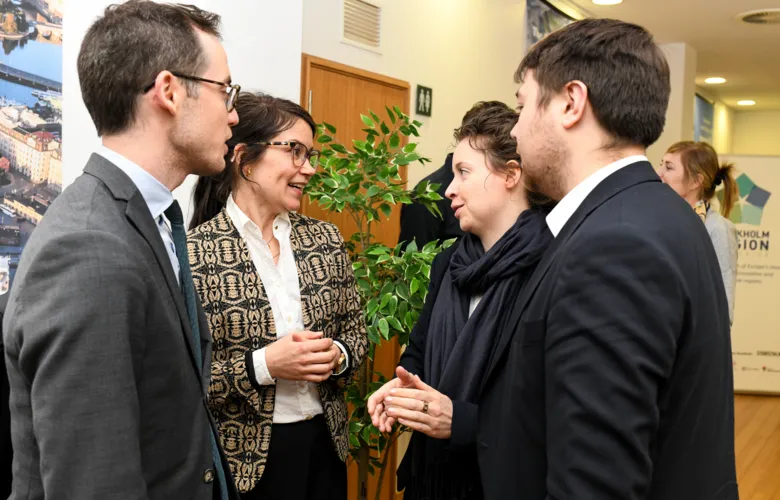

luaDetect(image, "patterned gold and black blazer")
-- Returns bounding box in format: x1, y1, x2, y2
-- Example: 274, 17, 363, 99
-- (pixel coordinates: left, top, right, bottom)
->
187, 209, 368, 493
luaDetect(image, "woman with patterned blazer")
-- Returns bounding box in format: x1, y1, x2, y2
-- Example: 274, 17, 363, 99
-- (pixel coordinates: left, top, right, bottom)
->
187, 92, 368, 500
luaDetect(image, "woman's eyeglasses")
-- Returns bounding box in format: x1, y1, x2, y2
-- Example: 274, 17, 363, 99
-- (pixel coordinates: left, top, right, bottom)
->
257, 141, 321, 168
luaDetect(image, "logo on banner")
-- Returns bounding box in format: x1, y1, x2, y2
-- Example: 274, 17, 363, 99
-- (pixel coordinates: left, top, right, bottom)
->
725, 173, 771, 225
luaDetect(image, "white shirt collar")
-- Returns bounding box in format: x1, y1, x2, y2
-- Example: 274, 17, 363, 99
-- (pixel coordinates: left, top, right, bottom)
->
95, 145, 173, 220
225, 194, 291, 238
546, 155, 648, 237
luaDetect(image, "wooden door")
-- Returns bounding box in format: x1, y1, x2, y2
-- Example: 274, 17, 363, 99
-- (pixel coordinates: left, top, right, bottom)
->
300, 55, 409, 500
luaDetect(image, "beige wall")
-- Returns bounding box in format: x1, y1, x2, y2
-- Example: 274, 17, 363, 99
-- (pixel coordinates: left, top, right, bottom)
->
732, 110, 780, 156
302, 0, 527, 187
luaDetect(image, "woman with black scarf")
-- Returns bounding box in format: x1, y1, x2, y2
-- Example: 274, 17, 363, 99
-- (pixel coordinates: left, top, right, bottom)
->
367, 101, 556, 499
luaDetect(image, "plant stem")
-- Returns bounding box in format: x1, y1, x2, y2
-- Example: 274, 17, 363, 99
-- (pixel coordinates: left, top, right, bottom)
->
374, 430, 402, 500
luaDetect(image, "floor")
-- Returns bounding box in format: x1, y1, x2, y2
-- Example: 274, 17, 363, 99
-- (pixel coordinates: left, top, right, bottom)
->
735, 394, 780, 500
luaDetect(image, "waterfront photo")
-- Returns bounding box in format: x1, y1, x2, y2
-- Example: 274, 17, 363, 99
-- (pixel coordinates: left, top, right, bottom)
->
0, 0, 61, 294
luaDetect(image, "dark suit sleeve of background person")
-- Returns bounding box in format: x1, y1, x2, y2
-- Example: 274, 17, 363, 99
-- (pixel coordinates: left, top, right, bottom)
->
398, 154, 463, 248
0, 301, 11, 499
5, 231, 150, 498
542, 225, 684, 500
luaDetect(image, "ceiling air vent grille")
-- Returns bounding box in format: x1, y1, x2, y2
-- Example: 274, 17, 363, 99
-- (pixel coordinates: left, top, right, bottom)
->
343, 0, 381, 48
737, 8, 780, 25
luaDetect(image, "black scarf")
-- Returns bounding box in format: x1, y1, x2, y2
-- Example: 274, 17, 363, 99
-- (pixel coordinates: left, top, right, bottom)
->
403, 209, 552, 499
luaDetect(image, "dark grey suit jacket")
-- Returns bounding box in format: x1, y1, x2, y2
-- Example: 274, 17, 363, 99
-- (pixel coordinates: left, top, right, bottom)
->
2, 154, 238, 499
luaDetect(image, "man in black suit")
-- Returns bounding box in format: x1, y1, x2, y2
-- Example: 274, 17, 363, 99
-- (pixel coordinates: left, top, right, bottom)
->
477, 18, 738, 499
398, 153, 464, 248
3, 2, 241, 498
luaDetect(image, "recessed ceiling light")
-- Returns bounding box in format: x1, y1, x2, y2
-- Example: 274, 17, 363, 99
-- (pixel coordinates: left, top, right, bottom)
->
593, 0, 623, 5
704, 77, 726, 85
737, 100, 756, 106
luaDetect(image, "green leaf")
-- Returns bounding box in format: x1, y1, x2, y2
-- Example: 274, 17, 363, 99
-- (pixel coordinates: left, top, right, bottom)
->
349, 433, 360, 448
366, 185, 381, 197
361, 114, 375, 128
388, 316, 403, 331
402, 143, 417, 153
331, 143, 348, 154
396, 282, 411, 301
389, 133, 401, 149
317, 135, 333, 144
378, 318, 390, 338
405, 239, 418, 253
367, 326, 380, 344
369, 110, 381, 124
399, 125, 411, 135
322, 177, 339, 189
380, 122, 391, 135
379, 203, 392, 218
393, 105, 404, 119
323, 122, 337, 134
410, 277, 421, 294
385, 105, 396, 124
380, 281, 395, 297
379, 293, 392, 310
387, 296, 398, 316
382, 193, 395, 204
412, 120, 423, 127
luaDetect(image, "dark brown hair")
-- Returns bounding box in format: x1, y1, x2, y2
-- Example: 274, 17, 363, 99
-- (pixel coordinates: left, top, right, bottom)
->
515, 18, 670, 148
189, 92, 317, 229
666, 141, 738, 218
77, 0, 222, 136
453, 101, 555, 211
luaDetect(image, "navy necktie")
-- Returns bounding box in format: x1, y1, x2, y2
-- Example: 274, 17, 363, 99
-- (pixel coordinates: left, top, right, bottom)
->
165, 201, 230, 500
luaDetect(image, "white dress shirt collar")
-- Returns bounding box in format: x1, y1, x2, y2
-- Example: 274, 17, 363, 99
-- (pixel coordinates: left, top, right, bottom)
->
95, 145, 173, 220
225, 194, 291, 239
546, 155, 649, 237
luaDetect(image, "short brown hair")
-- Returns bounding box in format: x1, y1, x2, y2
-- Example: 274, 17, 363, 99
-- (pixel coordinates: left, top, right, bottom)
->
190, 93, 317, 229
454, 101, 555, 211
77, 0, 222, 136
516, 18, 670, 148
666, 141, 738, 218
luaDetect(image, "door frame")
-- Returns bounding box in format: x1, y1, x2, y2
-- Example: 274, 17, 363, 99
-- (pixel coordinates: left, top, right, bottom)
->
300, 54, 411, 119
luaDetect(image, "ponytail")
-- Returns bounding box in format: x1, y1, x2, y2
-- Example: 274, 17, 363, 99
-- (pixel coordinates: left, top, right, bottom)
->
717, 162, 738, 219
189, 162, 235, 230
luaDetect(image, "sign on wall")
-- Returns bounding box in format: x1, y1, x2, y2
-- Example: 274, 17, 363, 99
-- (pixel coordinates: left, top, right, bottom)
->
415, 85, 432, 117
525, 0, 575, 53
0, 0, 63, 298
719, 155, 780, 394
694, 94, 714, 144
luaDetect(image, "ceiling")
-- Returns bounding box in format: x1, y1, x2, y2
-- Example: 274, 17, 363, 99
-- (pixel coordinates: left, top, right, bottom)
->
554, 0, 780, 111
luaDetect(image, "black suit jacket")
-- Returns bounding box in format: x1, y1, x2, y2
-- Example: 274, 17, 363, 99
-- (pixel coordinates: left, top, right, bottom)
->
398, 153, 464, 248
2, 154, 239, 499
477, 161, 738, 500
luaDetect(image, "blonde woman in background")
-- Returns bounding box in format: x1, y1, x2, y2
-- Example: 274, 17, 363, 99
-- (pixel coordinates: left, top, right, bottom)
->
659, 141, 739, 323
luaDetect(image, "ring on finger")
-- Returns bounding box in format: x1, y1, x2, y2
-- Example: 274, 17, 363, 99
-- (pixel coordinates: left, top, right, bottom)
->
422, 401, 429, 414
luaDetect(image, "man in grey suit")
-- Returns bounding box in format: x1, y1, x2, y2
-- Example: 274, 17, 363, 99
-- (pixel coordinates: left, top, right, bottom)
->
2, 1, 241, 498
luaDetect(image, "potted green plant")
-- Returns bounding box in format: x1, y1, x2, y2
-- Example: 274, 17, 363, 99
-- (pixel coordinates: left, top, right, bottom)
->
306, 105, 453, 500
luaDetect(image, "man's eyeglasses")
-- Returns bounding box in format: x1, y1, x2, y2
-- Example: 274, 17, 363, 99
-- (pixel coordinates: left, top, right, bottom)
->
257, 141, 321, 168
142, 71, 240, 112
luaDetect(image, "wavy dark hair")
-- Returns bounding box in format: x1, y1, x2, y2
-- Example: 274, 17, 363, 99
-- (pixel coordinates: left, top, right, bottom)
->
189, 92, 316, 229
453, 100, 555, 211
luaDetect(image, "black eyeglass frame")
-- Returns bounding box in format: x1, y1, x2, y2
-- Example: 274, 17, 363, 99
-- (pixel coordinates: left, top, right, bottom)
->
142, 71, 241, 112
255, 141, 321, 168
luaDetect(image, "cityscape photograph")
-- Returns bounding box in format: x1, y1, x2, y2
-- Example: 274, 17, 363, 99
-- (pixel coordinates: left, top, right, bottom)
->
0, 0, 61, 294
